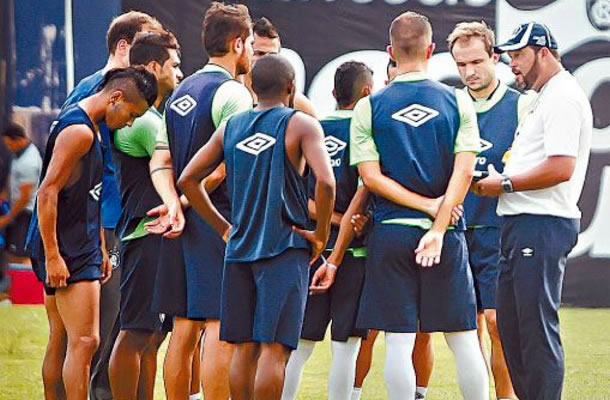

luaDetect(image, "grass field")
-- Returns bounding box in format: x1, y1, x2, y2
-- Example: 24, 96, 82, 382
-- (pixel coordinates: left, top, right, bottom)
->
1, 306, 610, 399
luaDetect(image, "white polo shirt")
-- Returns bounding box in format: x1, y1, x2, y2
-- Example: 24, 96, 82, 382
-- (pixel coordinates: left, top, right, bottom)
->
497, 70, 592, 219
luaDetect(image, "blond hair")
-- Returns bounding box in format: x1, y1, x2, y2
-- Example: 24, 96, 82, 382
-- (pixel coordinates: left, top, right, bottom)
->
447, 21, 495, 55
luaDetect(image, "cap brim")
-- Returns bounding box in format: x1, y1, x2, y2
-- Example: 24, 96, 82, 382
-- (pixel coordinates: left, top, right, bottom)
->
494, 41, 526, 54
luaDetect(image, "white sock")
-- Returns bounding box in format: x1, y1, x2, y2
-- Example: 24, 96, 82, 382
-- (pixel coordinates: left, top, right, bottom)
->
416, 386, 428, 397
188, 394, 201, 400
351, 387, 362, 400
444, 331, 489, 400
384, 332, 416, 400
329, 338, 361, 400
281, 339, 316, 400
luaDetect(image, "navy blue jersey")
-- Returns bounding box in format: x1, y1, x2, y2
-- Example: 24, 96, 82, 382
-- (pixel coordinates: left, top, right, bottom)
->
61, 69, 122, 229
308, 113, 363, 248
224, 107, 310, 262
27, 104, 103, 270
464, 88, 519, 227
370, 80, 465, 230
165, 71, 232, 217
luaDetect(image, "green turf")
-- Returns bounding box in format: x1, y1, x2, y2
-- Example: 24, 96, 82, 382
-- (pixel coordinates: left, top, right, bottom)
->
1, 306, 609, 399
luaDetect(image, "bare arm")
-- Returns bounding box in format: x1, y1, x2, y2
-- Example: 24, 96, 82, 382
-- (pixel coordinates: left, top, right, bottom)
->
37, 125, 94, 286
177, 124, 230, 239
415, 152, 475, 267
294, 92, 318, 119
474, 156, 575, 197
327, 186, 370, 266
358, 161, 437, 217
0, 183, 34, 228
308, 198, 343, 226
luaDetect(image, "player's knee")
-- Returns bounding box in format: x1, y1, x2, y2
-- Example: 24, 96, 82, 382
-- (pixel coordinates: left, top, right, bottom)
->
71, 333, 100, 355
416, 332, 433, 345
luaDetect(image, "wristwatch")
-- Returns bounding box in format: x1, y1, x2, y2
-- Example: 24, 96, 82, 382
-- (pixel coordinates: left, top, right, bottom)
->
501, 175, 514, 193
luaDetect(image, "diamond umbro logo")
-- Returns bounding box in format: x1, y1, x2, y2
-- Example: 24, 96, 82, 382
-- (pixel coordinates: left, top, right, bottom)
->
324, 136, 347, 157
392, 104, 439, 127
236, 132, 277, 156
89, 182, 102, 202
170, 94, 197, 117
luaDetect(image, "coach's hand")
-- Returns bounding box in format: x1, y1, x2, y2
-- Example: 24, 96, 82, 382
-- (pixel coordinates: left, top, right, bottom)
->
145, 201, 185, 238
46, 253, 70, 288
309, 261, 337, 295
100, 247, 112, 285
415, 229, 444, 267
472, 164, 503, 196
293, 226, 326, 265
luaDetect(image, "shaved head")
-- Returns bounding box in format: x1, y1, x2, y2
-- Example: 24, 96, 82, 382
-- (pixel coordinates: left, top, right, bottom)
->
390, 11, 433, 62
251, 54, 295, 100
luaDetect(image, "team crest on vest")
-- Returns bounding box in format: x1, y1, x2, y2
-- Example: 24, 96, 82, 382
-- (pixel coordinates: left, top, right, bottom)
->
89, 182, 102, 201
169, 94, 197, 117
236, 132, 276, 156
392, 104, 439, 127
324, 136, 347, 157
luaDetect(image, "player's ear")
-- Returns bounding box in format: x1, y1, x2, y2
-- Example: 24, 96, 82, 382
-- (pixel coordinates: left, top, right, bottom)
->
362, 85, 372, 97
116, 39, 130, 55
491, 52, 500, 64
232, 36, 244, 56
332, 88, 338, 101
146, 60, 162, 77
109, 90, 124, 105
425, 42, 436, 59
386, 45, 395, 61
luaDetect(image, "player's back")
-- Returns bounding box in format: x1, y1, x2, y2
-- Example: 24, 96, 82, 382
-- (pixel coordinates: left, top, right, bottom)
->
370, 78, 461, 224
223, 107, 310, 263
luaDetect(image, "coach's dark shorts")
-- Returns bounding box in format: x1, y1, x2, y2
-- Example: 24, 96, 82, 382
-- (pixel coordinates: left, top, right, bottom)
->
301, 251, 367, 342
4, 210, 32, 257
466, 227, 501, 310
119, 233, 168, 332
182, 208, 225, 320
221, 248, 310, 350
151, 235, 187, 317
356, 223, 477, 333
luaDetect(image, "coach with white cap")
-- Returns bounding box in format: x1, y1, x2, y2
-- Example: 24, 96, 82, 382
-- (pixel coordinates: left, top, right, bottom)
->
474, 22, 592, 400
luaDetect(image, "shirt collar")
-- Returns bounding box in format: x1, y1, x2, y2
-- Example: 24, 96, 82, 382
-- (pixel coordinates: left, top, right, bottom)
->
391, 71, 429, 83
198, 63, 234, 79
466, 81, 509, 113
322, 109, 354, 120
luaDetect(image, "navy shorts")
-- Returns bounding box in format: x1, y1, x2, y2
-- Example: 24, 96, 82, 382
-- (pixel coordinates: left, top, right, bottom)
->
356, 223, 477, 333
220, 248, 310, 350
466, 227, 501, 310
182, 208, 225, 320
151, 235, 187, 317
301, 251, 367, 342
33, 258, 102, 296
119, 233, 168, 332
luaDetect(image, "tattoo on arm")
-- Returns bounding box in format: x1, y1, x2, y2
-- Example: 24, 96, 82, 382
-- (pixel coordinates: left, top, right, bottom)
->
154, 145, 170, 150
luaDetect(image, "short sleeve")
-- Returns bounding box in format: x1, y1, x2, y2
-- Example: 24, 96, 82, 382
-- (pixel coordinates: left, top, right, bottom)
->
542, 97, 581, 157
349, 97, 379, 165
454, 90, 481, 154
212, 81, 254, 128
157, 112, 169, 145
517, 90, 537, 125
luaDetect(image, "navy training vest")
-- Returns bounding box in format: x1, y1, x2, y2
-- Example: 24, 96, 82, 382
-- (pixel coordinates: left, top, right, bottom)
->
370, 79, 465, 230
464, 88, 519, 227
224, 107, 310, 262
27, 104, 103, 269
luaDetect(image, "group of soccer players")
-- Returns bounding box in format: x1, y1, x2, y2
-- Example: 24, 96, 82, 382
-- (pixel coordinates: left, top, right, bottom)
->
26, 2, 583, 400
